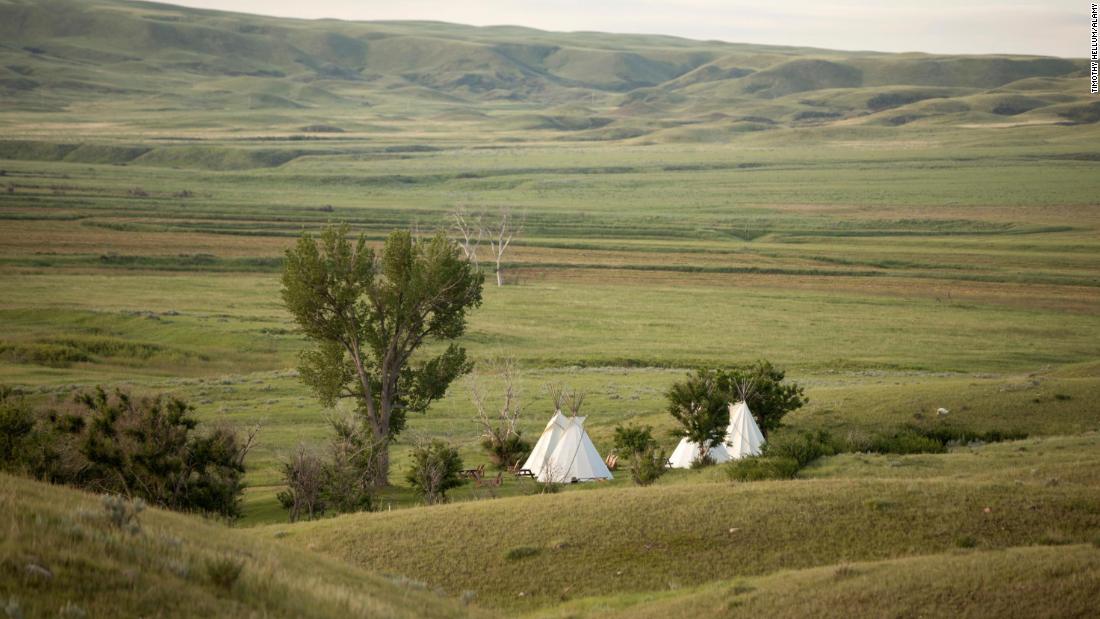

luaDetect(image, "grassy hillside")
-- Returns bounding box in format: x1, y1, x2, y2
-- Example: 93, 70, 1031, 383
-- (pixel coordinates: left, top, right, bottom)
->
536, 544, 1100, 618
1, 1, 1099, 616
0, 0, 1092, 147
269, 434, 1100, 612
0, 473, 482, 618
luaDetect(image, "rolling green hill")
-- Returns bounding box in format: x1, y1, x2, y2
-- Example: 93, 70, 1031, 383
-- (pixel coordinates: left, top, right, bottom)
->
270, 434, 1100, 613
0, 0, 1092, 148
0, 473, 483, 618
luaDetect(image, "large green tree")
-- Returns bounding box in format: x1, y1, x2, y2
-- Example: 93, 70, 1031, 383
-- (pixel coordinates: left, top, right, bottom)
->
666, 369, 729, 464
281, 225, 483, 485
716, 360, 806, 438
667, 361, 806, 460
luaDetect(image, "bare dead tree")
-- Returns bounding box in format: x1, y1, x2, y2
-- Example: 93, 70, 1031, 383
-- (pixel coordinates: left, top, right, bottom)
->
470, 357, 528, 469
281, 445, 326, 523
235, 422, 262, 470
449, 205, 483, 267
470, 356, 523, 445
486, 206, 523, 287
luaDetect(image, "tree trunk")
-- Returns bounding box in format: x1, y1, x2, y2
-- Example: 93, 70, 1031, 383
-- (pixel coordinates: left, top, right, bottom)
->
370, 441, 390, 487
495, 266, 503, 287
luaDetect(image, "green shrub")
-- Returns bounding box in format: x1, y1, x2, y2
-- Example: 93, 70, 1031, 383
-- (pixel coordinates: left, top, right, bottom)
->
0, 342, 90, 368
764, 430, 836, 467
691, 453, 716, 469
10, 387, 250, 519
1038, 530, 1073, 546
481, 433, 531, 470
630, 447, 668, 486
101, 495, 145, 534
278, 446, 327, 523
406, 439, 464, 505
613, 423, 656, 455
204, 556, 244, 590
908, 424, 1027, 446
726, 456, 800, 482
613, 424, 667, 486
955, 535, 978, 549
527, 478, 562, 494
322, 416, 377, 514
503, 546, 541, 561
868, 430, 946, 455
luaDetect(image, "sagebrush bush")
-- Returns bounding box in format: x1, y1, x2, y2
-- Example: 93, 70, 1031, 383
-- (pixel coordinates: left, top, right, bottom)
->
102, 494, 145, 534
204, 556, 244, 590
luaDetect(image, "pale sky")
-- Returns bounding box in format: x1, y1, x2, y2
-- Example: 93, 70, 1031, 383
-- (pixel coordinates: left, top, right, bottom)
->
167, 0, 1086, 57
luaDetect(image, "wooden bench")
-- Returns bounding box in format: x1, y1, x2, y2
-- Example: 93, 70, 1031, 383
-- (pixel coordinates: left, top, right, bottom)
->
475, 472, 503, 489
510, 461, 535, 479
460, 464, 485, 480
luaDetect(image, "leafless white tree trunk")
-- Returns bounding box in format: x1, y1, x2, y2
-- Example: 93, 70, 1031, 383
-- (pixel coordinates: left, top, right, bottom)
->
448, 206, 523, 287
487, 207, 522, 287
450, 206, 482, 267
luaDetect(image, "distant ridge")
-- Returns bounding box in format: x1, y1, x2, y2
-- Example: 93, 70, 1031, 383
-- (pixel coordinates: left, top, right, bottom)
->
0, 0, 1094, 143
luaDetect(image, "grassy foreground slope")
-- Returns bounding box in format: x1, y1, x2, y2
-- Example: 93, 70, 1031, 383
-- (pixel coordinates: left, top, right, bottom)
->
537, 545, 1100, 618
0, 473, 481, 619
271, 435, 1100, 613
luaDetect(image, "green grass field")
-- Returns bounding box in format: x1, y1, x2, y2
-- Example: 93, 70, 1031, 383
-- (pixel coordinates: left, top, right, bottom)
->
2, 0, 1100, 616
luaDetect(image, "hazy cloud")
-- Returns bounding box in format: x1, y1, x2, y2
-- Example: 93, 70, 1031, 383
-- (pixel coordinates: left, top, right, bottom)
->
169, 0, 1086, 57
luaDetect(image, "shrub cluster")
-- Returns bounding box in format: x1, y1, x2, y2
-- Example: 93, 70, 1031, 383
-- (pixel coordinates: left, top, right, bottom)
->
481, 433, 530, 471
727, 429, 835, 482
727, 456, 801, 481
278, 415, 378, 521
727, 422, 1030, 483
406, 439, 464, 505
613, 423, 667, 486
858, 424, 1028, 455
0, 386, 250, 519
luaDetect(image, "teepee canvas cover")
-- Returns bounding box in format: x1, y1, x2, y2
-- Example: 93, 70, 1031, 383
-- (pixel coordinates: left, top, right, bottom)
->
668, 401, 764, 468
725, 401, 765, 459
538, 416, 613, 482
521, 411, 571, 477
668, 436, 730, 468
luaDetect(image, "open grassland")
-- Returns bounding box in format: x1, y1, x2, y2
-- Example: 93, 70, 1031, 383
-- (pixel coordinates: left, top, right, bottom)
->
2, 1, 1100, 615
1, 268, 1098, 522
267, 434, 1100, 613
0, 473, 481, 619
2, 135, 1099, 521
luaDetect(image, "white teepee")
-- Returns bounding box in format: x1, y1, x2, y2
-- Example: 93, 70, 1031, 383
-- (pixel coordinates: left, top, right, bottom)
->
725, 401, 765, 459
668, 401, 764, 469
521, 411, 571, 477
538, 416, 613, 483
668, 436, 730, 468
